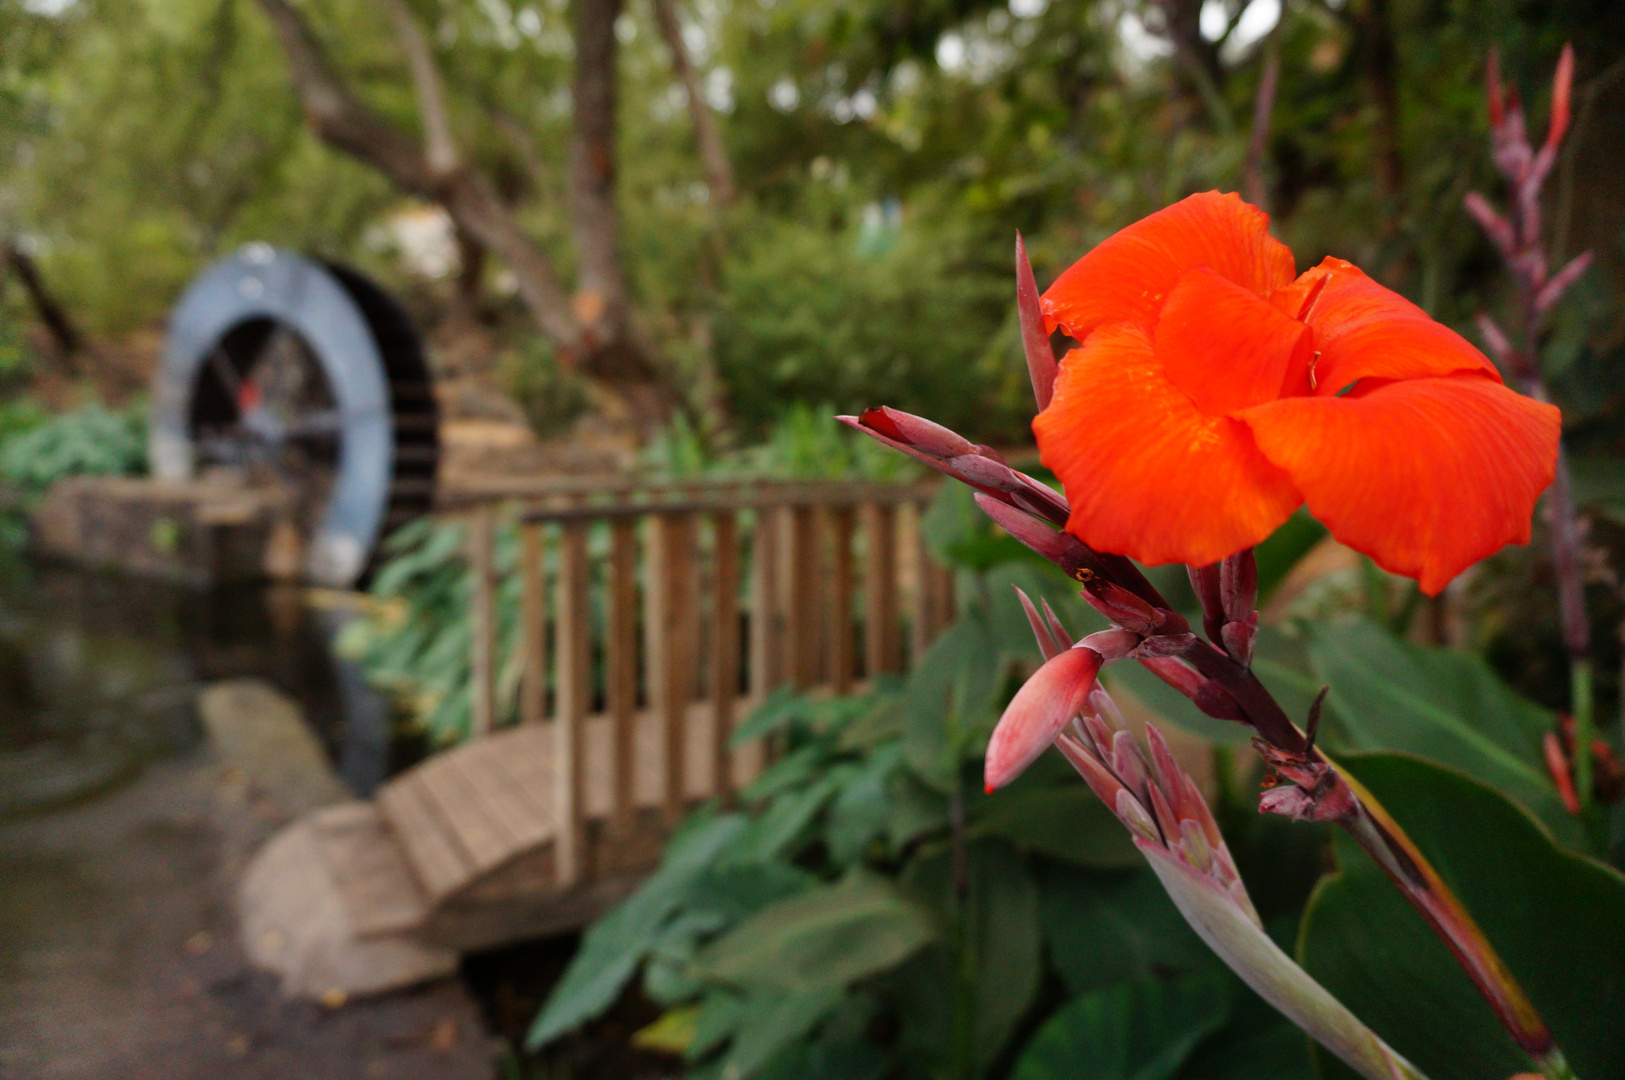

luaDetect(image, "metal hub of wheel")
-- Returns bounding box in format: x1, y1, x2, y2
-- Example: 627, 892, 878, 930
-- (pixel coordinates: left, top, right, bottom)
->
151, 245, 438, 587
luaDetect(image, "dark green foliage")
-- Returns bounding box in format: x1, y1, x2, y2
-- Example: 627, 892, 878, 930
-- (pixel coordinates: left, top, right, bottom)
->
1308, 617, 1583, 845
1299, 754, 1625, 1080
712, 219, 1027, 442
1010, 975, 1229, 1080
0, 401, 146, 494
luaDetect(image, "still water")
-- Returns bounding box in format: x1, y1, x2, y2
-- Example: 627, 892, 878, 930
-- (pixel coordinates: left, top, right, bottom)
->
0, 558, 402, 817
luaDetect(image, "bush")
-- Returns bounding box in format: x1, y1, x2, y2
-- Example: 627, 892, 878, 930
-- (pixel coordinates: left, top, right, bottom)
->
0, 400, 146, 495
713, 220, 1031, 446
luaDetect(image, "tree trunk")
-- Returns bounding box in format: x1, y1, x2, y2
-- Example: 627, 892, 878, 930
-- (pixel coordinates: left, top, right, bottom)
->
250, 0, 674, 436
1359, 0, 1405, 214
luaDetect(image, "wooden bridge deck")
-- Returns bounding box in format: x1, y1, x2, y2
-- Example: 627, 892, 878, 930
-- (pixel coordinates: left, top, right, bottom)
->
311, 698, 763, 950
240, 477, 954, 994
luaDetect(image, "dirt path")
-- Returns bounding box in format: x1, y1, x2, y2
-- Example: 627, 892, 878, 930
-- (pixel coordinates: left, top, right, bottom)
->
0, 709, 496, 1080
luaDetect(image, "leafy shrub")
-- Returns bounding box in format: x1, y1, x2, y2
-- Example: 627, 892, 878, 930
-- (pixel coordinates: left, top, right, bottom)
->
713, 220, 1031, 446
499, 337, 593, 438
0, 400, 146, 494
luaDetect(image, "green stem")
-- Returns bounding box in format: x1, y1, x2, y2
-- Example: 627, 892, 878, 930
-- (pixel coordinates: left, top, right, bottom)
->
1537, 1046, 1579, 1080
948, 786, 974, 1080
1571, 658, 1594, 811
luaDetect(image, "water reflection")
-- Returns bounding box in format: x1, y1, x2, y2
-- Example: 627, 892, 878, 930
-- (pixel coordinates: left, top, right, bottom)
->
0, 559, 401, 816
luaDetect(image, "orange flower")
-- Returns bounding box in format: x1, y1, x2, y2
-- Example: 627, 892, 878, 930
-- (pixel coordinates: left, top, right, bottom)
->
1034, 192, 1561, 594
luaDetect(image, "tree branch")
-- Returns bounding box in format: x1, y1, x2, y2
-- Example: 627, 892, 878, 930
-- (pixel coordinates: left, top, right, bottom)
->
650, 0, 735, 207
251, 0, 675, 432
377, 0, 460, 176
1244, 34, 1281, 211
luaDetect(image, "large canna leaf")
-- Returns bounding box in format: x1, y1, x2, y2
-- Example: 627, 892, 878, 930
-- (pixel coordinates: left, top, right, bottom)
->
695, 871, 937, 994
1299, 753, 1625, 1080
1308, 618, 1583, 846
1011, 975, 1230, 1080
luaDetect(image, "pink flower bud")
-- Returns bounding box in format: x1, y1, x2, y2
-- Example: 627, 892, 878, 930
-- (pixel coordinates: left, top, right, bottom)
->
985, 644, 1104, 791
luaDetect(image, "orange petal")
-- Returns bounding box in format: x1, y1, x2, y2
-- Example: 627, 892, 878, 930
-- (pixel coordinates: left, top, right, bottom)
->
1041, 192, 1297, 344
1273, 258, 1500, 395
1034, 323, 1302, 568
1240, 375, 1560, 594
1155, 266, 1314, 414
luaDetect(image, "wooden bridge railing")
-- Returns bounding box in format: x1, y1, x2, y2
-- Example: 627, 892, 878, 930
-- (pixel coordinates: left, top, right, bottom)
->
450, 477, 955, 887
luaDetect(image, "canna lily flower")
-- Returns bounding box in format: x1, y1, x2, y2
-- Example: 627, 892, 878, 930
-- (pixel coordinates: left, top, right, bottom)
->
1033, 191, 1561, 594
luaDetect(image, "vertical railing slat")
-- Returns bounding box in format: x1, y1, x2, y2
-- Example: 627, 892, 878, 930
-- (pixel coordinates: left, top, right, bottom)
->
608, 519, 639, 833
749, 507, 781, 698
520, 521, 546, 728
468, 504, 497, 739
787, 505, 820, 688
828, 505, 855, 694
553, 521, 590, 887
710, 512, 740, 799
652, 512, 697, 822
864, 502, 899, 678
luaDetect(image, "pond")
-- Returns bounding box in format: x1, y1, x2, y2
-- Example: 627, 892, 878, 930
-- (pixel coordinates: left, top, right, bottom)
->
0, 558, 407, 817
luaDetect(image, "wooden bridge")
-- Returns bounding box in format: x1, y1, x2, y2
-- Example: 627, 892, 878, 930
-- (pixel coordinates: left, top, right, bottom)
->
241, 476, 954, 996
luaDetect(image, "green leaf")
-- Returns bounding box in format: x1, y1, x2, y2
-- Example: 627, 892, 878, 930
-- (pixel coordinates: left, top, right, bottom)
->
1298, 753, 1625, 1080
1254, 509, 1329, 601
731, 686, 808, 747
826, 742, 904, 865
903, 614, 1005, 789
970, 779, 1141, 869
1011, 976, 1231, 1080
697, 871, 938, 994
527, 812, 747, 1047
901, 838, 1044, 1072
886, 768, 950, 850
729, 771, 848, 862
1038, 864, 1210, 997
720, 986, 847, 1078
1308, 617, 1580, 844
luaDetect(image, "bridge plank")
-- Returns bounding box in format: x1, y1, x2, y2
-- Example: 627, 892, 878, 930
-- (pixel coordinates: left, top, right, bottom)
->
414, 754, 518, 874
310, 802, 430, 937
378, 774, 476, 902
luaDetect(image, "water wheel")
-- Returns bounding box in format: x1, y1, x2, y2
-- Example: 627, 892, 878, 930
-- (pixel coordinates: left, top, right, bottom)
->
150, 245, 438, 586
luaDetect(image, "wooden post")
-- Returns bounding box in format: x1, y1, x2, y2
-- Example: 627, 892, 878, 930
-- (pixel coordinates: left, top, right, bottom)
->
608, 519, 638, 832
520, 522, 547, 728
828, 505, 855, 694
553, 522, 590, 887
786, 505, 820, 688
468, 504, 497, 739
710, 511, 740, 798
650, 512, 696, 822
864, 502, 900, 678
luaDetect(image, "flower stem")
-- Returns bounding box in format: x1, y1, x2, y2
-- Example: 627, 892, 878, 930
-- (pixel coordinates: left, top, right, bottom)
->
1537, 1047, 1579, 1080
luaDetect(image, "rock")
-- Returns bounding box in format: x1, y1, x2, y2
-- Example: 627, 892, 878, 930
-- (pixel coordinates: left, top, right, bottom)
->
198, 679, 350, 821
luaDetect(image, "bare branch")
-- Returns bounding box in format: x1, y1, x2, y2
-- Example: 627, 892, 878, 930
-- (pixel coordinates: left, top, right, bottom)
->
1244, 39, 1280, 211
650, 0, 735, 208
251, 0, 675, 432
377, 0, 460, 176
